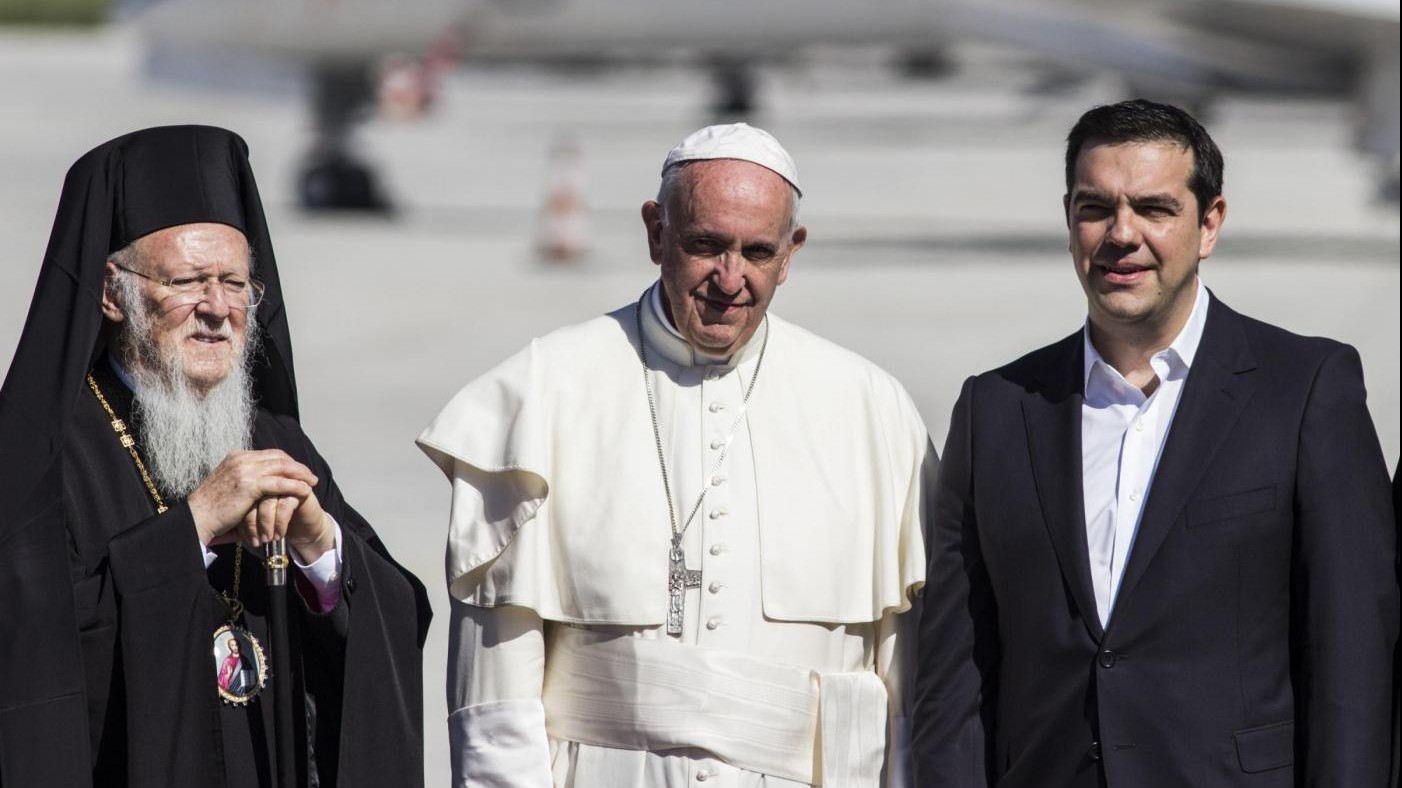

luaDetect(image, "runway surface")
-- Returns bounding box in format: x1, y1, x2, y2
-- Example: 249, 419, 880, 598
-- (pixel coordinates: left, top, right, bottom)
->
1, 26, 1397, 785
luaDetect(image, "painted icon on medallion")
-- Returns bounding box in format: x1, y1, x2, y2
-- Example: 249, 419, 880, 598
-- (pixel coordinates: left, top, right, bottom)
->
213, 624, 267, 705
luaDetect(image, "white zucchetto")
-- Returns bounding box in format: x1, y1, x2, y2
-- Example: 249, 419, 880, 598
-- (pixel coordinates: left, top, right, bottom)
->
662, 123, 802, 196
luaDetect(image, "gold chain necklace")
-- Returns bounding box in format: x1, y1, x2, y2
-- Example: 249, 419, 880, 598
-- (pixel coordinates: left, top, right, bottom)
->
86, 372, 167, 514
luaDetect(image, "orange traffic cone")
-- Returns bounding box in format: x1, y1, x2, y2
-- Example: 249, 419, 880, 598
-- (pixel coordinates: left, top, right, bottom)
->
537, 135, 589, 264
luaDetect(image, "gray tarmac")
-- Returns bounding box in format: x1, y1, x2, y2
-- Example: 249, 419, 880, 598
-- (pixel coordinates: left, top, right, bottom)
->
2, 27, 1398, 785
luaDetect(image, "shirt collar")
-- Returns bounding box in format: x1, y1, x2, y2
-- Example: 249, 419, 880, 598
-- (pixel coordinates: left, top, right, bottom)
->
1083, 276, 1210, 392
642, 280, 767, 369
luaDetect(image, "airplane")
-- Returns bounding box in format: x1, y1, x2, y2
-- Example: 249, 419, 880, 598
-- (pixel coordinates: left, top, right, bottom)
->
946, 0, 1399, 199
129, 0, 1400, 210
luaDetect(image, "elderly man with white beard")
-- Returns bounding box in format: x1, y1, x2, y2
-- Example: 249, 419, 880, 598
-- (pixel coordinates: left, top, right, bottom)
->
0, 126, 430, 788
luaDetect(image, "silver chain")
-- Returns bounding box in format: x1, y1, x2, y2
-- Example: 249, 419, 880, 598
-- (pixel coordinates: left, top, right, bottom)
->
635, 293, 769, 549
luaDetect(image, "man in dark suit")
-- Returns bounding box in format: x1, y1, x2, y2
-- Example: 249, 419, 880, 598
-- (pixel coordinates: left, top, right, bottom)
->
913, 99, 1397, 787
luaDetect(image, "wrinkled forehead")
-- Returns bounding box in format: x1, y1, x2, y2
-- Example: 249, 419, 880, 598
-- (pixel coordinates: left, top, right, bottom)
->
672, 160, 795, 225
133, 221, 253, 276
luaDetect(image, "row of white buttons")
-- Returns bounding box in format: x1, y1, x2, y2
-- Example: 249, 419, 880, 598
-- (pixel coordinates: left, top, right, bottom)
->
702, 385, 732, 648
1126, 419, 1148, 501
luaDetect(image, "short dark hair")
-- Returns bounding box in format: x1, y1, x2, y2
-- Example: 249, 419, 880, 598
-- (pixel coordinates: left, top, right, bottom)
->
1065, 99, 1224, 220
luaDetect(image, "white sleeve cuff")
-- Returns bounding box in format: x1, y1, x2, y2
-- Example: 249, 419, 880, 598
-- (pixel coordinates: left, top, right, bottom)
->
199, 518, 344, 608
293, 516, 343, 610
449, 699, 553, 788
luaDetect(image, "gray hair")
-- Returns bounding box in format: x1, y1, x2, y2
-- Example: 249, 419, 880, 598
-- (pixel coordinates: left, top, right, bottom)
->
108, 260, 162, 372
656, 161, 801, 232
108, 241, 141, 274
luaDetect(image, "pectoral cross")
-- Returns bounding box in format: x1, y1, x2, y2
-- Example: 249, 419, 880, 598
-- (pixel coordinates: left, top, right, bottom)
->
667, 543, 702, 636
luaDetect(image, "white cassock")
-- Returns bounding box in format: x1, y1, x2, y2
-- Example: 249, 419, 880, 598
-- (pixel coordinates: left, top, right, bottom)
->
417, 282, 931, 788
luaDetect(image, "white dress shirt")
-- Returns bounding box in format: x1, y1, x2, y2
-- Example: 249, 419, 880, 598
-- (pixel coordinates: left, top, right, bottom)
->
1081, 277, 1208, 627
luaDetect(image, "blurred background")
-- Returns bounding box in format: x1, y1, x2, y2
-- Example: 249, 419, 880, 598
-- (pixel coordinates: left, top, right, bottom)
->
1, 1, 1397, 782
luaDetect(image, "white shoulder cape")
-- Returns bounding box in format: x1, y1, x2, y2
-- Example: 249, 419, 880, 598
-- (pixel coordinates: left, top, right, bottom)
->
417, 303, 930, 625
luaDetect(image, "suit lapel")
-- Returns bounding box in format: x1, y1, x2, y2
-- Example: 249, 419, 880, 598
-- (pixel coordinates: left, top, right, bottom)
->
1022, 332, 1105, 643
1111, 297, 1260, 617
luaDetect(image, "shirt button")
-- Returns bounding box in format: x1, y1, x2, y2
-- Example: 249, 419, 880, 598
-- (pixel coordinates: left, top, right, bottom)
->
1135, 420, 1145, 432
710, 475, 725, 487
705, 617, 722, 630
1129, 490, 1140, 502
708, 402, 725, 413
710, 439, 724, 450
697, 771, 714, 782
709, 544, 724, 556
708, 582, 723, 594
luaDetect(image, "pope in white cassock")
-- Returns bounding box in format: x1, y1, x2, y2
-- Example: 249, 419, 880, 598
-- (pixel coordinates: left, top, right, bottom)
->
417, 123, 935, 788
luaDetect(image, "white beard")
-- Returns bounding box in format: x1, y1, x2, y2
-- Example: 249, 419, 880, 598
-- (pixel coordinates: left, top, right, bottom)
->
114, 279, 260, 499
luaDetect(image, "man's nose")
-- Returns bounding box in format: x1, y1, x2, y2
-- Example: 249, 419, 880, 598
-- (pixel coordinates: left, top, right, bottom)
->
1106, 205, 1141, 248
712, 252, 746, 294
193, 284, 233, 318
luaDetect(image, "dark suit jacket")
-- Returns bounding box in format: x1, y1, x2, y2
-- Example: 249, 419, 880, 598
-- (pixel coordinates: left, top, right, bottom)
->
1392, 463, 1401, 788
914, 294, 1397, 787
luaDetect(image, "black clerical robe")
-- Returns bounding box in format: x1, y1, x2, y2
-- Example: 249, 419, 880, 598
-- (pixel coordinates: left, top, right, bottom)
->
63, 361, 429, 787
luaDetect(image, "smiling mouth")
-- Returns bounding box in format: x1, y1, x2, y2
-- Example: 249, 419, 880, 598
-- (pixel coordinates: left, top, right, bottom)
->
1097, 263, 1153, 285
698, 296, 749, 311
1099, 262, 1151, 274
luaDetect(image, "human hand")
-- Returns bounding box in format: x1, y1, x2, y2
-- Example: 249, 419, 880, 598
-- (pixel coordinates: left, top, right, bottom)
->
285, 491, 334, 564
188, 450, 318, 547
228, 483, 331, 563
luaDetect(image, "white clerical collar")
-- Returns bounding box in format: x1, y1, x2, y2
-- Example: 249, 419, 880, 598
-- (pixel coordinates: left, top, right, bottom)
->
1083, 276, 1209, 392
643, 281, 767, 369
108, 353, 140, 393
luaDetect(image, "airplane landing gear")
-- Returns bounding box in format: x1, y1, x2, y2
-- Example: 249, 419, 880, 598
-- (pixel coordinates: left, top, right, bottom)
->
299, 64, 392, 213
298, 149, 389, 212
709, 62, 756, 118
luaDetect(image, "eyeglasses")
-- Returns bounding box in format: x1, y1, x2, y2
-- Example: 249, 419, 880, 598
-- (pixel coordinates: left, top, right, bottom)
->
113, 263, 265, 309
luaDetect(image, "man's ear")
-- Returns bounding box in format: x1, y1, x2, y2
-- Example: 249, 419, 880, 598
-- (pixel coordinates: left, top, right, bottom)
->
776, 225, 807, 286
641, 201, 666, 265
1197, 195, 1227, 261
101, 261, 126, 323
